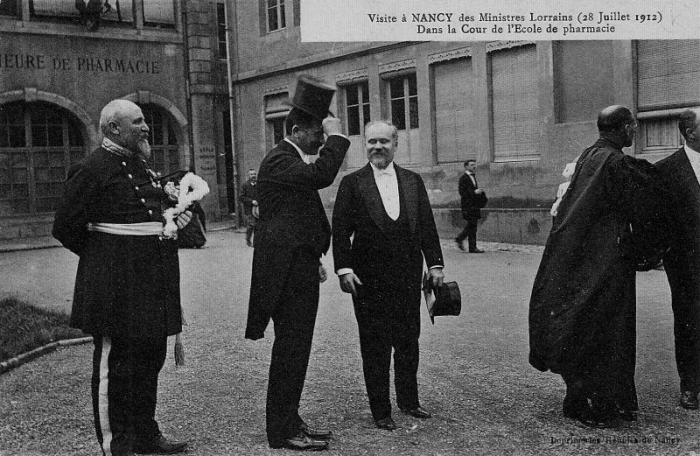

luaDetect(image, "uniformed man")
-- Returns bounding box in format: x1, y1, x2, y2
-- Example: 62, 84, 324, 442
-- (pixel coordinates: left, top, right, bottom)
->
53, 99, 189, 456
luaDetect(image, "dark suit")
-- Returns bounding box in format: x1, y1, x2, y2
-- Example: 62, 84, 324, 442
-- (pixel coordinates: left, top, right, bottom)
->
657, 147, 700, 394
239, 178, 258, 244
456, 172, 487, 251
245, 135, 349, 446
332, 163, 443, 420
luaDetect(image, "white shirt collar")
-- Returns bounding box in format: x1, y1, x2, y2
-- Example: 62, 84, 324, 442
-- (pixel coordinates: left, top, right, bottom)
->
284, 137, 312, 164
685, 143, 700, 156
370, 161, 396, 177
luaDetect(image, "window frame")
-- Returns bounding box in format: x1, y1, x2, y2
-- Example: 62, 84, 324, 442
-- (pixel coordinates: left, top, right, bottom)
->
0, 102, 86, 215
266, 0, 286, 33
386, 73, 418, 132
343, 81, 370, 137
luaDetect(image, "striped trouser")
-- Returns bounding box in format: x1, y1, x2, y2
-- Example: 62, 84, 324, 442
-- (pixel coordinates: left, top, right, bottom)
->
91, 335, 167, 456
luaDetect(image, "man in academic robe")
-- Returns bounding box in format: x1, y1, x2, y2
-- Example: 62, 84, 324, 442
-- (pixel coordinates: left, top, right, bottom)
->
656, 108, 700, 410
245, 77, 350, 451
332, 120, 444, 431
528, 105, 667, 428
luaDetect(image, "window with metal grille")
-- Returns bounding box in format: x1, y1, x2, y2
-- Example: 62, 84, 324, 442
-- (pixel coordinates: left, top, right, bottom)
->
217, 3, 227, 59
140, 105, 180, 176
344, 81, 370, 137
266, 0, 285, 32
490, 44, 539, 162
30, 0, 134, 25
0, 102, 86, 215
388, 73, 418, 131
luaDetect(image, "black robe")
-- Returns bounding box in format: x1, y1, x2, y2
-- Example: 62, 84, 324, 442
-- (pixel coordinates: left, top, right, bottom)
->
528, 136, 667, 411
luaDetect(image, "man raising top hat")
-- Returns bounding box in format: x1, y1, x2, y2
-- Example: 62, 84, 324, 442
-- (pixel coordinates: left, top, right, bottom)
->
245, 75, 350, 451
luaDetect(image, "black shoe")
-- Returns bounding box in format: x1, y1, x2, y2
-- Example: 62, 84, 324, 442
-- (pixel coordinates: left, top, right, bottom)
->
469, 248, 484, 253
455, 238, 465, 251
680, 391, 699, 409
399, 406, 432, 419
300, 422, 333, 441
134, 433, 187, 454
576, 408, 619, 429
271, 433, 328, 451
374, 417, 397, 431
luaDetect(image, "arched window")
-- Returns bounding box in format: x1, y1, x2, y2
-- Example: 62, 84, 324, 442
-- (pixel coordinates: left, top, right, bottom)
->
0, 102, 86, 215
140, 104, 180, 176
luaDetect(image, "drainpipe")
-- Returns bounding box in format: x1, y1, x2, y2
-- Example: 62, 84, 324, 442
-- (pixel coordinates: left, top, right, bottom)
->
180, 0, 196, 168
224, 1, 239, 226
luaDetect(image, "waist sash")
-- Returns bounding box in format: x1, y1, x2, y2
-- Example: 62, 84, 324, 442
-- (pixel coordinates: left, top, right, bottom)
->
88, 222, 163, 236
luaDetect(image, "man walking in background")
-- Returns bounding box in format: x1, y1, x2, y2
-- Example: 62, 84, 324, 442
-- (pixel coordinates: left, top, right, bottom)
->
240, 168, 259, 247
455, 159, 487, 253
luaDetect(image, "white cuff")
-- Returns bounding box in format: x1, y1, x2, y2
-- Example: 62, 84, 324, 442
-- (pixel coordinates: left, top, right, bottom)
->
337, 267, 353, 276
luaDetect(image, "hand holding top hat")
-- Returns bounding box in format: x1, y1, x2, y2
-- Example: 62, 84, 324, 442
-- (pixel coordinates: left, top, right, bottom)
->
422, 272, 462, 324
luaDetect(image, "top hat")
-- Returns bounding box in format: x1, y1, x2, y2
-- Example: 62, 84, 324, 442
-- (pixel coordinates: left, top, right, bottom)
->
289, 75, 337, 120
423, 274, 461, 324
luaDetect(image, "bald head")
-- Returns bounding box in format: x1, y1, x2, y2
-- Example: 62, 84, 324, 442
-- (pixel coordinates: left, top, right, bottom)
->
597, 105, 634, 133
597, 105, 637, 147
99, 99, 150, 156
100, 99, 140, 135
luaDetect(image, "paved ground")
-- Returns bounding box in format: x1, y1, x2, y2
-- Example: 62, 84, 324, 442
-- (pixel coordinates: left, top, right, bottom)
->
1, 230, 699, 456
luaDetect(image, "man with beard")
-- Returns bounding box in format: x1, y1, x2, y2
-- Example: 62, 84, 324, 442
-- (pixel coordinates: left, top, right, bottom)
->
528, 105, 667, 428
53, 99, 189, 456
245, 76, 350, 451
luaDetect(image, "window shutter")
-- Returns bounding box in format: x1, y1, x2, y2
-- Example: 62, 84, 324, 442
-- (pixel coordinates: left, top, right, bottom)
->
637, 40, 700, 111
491, 45, 539, 161
433, 58, 477, 163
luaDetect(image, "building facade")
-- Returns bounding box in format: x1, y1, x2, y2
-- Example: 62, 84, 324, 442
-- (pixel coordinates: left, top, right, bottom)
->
228, 0, 700, 244
0, 0, 236, 240
1, 0, 698, 244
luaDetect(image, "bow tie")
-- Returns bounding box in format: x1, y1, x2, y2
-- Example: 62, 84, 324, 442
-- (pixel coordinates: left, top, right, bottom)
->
375, 170, 394, 178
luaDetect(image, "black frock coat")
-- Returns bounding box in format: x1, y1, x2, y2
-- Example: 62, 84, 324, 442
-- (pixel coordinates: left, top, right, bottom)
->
245, 135, 350, 340
656, 148, 700, 392
332, 163, 444, 337
52, 147, 182, 338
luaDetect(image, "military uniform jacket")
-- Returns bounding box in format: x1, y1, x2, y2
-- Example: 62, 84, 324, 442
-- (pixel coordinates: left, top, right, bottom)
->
53, 147, 182, 338
245, 135, 350, 340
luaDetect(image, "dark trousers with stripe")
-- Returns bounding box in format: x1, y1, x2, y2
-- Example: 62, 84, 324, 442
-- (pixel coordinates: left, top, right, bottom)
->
92, 335, 167, 456
266, 248, 320, 447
